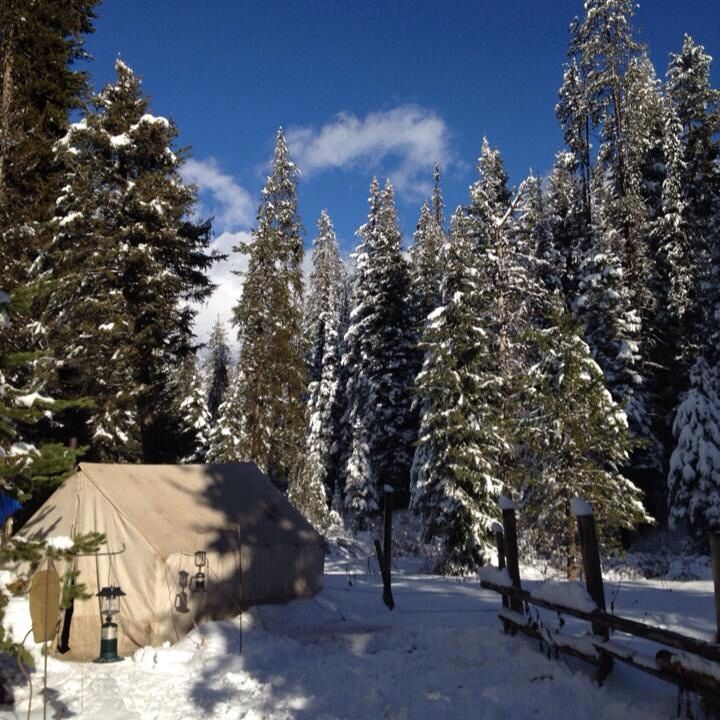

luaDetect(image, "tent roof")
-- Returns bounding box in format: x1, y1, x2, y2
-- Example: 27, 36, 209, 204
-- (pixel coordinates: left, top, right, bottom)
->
75, 462, 323, 558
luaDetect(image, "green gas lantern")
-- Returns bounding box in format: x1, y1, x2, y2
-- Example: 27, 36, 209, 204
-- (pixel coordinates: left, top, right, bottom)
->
94, 585, 126, 663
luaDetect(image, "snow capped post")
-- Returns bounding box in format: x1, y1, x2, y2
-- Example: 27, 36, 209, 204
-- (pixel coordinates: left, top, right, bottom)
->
499, 496, 522, 613
571, 498, 609, 641
709, 533, 720, 642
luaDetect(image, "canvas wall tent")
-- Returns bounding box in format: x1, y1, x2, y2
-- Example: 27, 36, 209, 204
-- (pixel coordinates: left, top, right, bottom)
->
18, 462, 325, 660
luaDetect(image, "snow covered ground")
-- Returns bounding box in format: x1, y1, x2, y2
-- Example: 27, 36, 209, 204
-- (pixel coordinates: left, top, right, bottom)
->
0, 531, 716, 719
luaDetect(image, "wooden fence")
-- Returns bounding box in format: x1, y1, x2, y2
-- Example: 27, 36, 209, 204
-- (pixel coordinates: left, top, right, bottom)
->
479, 497, 720, 713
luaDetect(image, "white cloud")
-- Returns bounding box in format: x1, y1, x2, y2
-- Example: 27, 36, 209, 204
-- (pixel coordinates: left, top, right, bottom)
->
286, 105, 451, 199
194, 231, 251, 356
183, 158, 255, 231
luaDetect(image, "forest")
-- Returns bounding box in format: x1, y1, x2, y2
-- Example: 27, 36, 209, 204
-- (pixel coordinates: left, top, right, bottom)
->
1, 0, 719, 578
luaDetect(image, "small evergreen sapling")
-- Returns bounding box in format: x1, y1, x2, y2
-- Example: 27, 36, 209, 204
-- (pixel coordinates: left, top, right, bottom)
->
668, 357, 720, 538
523, 297, 651, 576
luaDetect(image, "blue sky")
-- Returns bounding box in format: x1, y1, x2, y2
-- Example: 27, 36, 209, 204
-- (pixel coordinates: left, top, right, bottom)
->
84, 0, 720, 342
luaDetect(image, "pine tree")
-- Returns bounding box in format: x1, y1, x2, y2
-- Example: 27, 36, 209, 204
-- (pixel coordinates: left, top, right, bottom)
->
176, 354, 211, 463
232, 129, 306, 487
544, 151, 586, 302
0, 1, 96, 505
207, 365, 246, 463
431, 161, 445, 228
467, 138, 512, 240
344, 415, 377, 521
411, 212, 502, 572
514, 173, 559, 302
0, 289, 87, 504
342, 179, 414, 522
204, 318, 231, 425
523, 296, 651, 576
664, 35, 720, 361
559, 3, 663, 489
407, 170, 448, 494
288, 211, 345, 528
36, 60, 218, 461
304, 210, 345, 386
574, 210, 647, 441
0, 0, 98, 289
668, 357, 720, 538
408, 201, 445, 331
467, 140, 542, 493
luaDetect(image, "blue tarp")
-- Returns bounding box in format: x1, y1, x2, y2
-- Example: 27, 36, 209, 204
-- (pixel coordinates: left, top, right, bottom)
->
0, 493, 22, 525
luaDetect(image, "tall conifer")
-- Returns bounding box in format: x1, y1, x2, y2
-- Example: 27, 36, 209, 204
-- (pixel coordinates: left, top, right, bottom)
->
37, 60, 218, 461
232, 129, 306, 487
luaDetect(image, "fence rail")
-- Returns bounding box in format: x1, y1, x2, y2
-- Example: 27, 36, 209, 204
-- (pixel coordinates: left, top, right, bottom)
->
479, 497, 720, 713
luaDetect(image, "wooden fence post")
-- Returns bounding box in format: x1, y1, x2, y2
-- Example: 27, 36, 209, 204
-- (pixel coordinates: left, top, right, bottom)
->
374, 485, 395, 610
572, 498, 607, 630
709, 532, 720, 643
493, 522, 508, 609
500, 496, 523, 613
573, 497, 613, 683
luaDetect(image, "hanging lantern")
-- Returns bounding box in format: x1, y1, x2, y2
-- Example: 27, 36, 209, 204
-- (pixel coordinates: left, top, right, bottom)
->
190, 551, 206, 592
94, 585, 126, 663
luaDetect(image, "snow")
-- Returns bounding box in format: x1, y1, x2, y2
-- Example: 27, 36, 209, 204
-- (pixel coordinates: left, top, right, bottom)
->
46, 536, 75, 551
532, 580, 598, 613
59, 211, 84, 227
1, 532, 714, 719
130, 114, 171, 133
9, 442, 37, 456
552, 632, 600, 660
110, 133, 130, 148
478, 565, 512, 587
570, 496, 593, 517
659, 650, 720, 683
499, 495, 515, 510
15, 392, 55, 408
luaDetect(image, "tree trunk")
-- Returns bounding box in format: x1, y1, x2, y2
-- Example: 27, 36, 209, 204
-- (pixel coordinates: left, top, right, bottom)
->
0, 24, 15, 207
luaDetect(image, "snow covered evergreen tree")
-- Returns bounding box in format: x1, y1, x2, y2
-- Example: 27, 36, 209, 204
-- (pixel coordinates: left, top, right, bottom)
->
466, 140, 543, 493
231, 129, 306, 487
558, 2, 664, 493
664, 36, 720, 362
0, 0, 98, 290
0, 0, 95, 505
207, 365, 245, 463
176, 354, 211, 463
513, 173, 559, 306
407, 169, 447, 472
431, 162, 445, 228
668, 358, 720, 538
342, 179, 414, 523
36, 60, 218, 461
0, 291, 83, 503
411, 212, 502, 572
288, 211, 345, 528
408, 201, 445, 333
204, 318, 231, 426
544, 152, 586, 301
523, 296, 651, 576
576, 184, 651, 431
304, 210, 345, 386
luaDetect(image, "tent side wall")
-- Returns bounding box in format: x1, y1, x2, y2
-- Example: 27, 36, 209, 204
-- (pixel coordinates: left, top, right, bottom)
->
17, 463, 326, 660
61, 473, 168, 660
